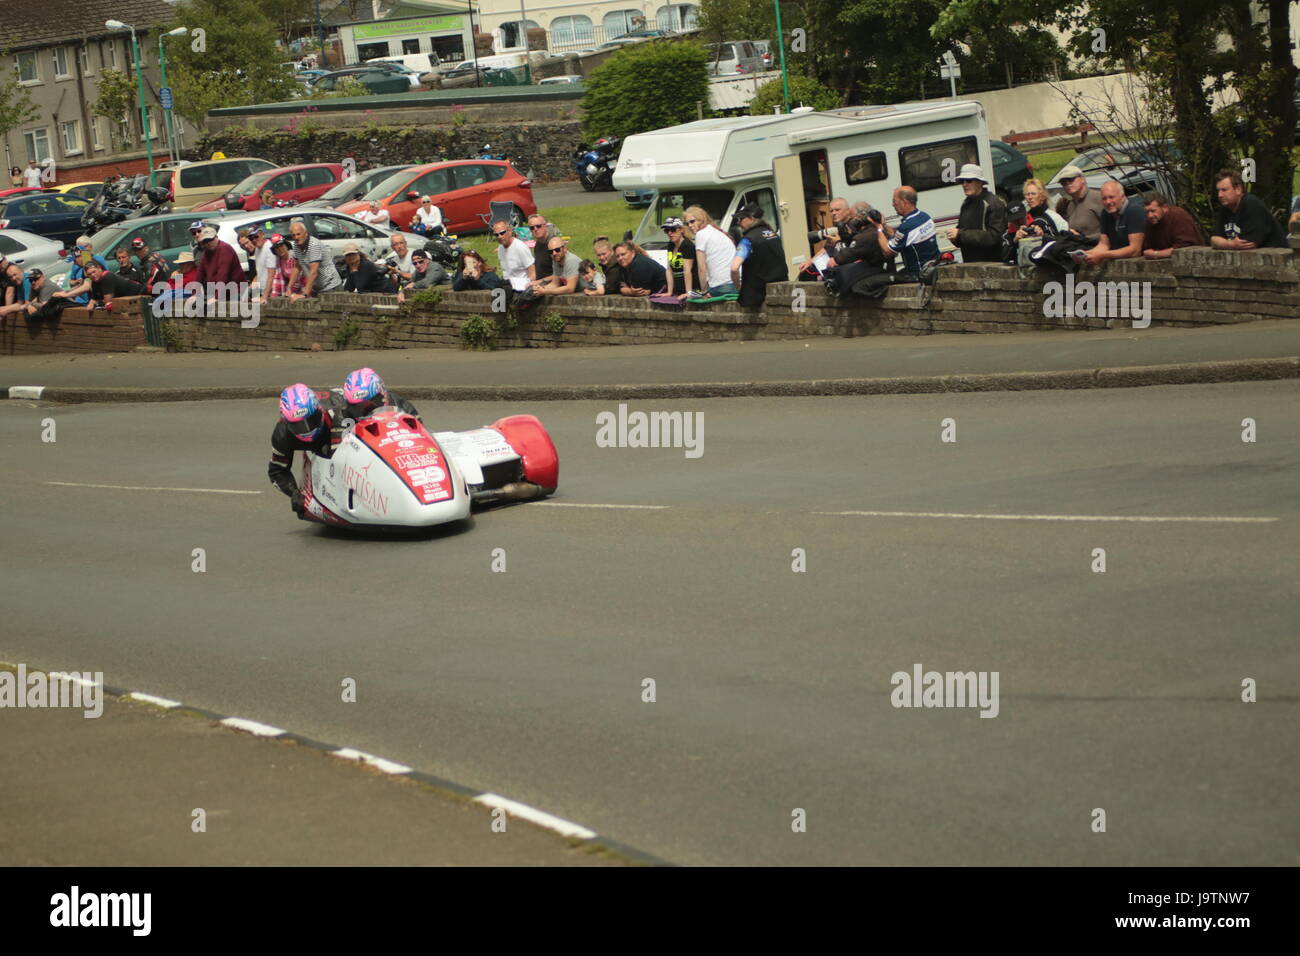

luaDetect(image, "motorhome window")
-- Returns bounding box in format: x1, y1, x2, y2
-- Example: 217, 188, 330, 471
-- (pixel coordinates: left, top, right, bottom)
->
899, 137, 979, 192
737, 188, 777, 229
844, 152, 887, 186
635, 189, 734, 246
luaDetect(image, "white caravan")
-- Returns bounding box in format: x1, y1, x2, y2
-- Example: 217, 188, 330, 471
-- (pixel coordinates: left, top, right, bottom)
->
612, 101, 993, 278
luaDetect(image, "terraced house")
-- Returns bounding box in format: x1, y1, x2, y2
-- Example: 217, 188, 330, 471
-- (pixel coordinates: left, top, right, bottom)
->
1, 0, 200, 182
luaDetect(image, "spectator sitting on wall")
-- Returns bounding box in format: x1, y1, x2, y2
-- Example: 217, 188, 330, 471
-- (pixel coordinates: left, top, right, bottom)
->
267, 235, 301, 298
48, 237, 110, 313
114, 246, 144, 284
1141, 192, 1205, 259
614, 241, 667, 297
1056, 165, 1105, 241
819, 197, 858, 259
0, 263, 27, 319
356, 200, 391, 229
526, 236, 582, 298
1082, 181, 1145, 265
341, 242, 396, 294
410, 195, 444, 236
591, 237, 624, 295
450, 249, 504, 293
1007, 178, 1067, 269
662, 218, 697, 296
823, 202, 893, 297
1210, 168, 1289, 250
881, 187, 940, 279
83, 259, 142, 312
686, 206, 736, 296
1, 268, 57, 321
494, 218, 533, 291
946, 164, 1007, 263
730, 203, 788, 307
527, 215, 556, 283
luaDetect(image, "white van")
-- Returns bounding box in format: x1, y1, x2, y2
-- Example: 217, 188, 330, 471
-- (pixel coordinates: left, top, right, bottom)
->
612, 101, 993, 278
366, 52, 439, 73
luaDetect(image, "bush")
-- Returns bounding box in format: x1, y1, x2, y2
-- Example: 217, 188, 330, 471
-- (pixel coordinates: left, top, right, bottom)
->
460, 314, 496, 350
582, 41, 711, 140
539, 310, 566, 334
334, 315, 361, 348
748, 75, 842, 116
405, 287, 443, 310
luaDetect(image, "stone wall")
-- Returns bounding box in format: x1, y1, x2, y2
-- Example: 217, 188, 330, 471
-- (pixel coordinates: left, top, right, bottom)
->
1, 300, 146, 355
194, 119, 583, 183
163, 248, 1299, 353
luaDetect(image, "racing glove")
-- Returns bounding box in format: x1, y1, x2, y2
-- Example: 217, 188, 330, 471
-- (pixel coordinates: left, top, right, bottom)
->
290, 490, 306, 515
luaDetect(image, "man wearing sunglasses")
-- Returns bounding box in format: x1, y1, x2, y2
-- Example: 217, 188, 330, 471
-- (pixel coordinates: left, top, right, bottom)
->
528, 236, 582, 296
526, 214, 555, 283
494, 218, 533, 291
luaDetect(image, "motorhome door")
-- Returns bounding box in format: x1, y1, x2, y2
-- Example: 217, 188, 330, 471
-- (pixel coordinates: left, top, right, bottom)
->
772, 153, 806, 281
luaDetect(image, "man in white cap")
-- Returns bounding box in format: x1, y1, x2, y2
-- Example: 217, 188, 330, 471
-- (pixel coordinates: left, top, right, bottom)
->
190, 225, 245, 288
1056, 164, 1104, 240
946, 163, 1006, 263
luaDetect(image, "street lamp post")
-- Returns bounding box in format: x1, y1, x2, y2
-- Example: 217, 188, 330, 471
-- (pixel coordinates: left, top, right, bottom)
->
159, 27, 188, 164
106, 19, 153, 178
773, 0, 790, 113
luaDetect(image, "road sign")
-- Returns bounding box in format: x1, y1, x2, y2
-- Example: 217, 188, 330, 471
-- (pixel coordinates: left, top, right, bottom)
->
941, 50, 958, 68
160, 87, 173, 110
939, 65, 961, 80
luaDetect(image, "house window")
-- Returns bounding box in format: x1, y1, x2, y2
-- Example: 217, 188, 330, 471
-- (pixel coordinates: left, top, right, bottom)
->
54, 46, 71, 78
17, 51, 40, 83
603, 10, 643, 39
147, 108, 160, 140
118, 119, 133, 148
654, 4, 697, 31
24, 128, 53, 163
551, 15, 595, 45
105, 39, 120, 70
80, 44, 93, 76
91, 117, 103, 150
500, 20, 540, 49
60, 120, 82, 155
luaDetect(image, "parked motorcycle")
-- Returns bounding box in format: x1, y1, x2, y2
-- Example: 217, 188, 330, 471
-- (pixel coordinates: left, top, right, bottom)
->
80, 174, 170, 235
573, 137, 619, 192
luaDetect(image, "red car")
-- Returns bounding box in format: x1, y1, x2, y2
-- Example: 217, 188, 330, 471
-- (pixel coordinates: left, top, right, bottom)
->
337, 160, 535, 234
191, 163, 346, 212
0, 186, 48, 198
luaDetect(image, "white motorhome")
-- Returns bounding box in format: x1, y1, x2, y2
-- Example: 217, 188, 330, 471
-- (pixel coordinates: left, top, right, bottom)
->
612, 101, 993, 277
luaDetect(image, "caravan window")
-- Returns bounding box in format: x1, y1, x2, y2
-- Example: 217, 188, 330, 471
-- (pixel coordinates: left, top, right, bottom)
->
737, 188, 777, 229
634, 189, 734, 247
844, 152, 887, 186
899, 137, 979, 192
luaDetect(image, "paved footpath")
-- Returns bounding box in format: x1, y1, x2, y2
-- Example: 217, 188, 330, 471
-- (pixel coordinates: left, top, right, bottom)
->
1, 321, 1297, 399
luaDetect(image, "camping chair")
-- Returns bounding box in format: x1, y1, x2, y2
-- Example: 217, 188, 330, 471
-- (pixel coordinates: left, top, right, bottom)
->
479, 200, 530, 239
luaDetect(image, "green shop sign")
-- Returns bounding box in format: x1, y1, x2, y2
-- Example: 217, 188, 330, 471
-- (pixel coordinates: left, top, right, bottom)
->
354, 16, 464, 39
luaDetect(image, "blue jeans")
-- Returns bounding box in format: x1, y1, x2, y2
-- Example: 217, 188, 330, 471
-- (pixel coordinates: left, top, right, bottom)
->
707, 282, 737, 296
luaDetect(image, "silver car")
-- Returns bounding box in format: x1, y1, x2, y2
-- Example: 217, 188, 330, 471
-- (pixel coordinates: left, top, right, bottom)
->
215, 208, 409, 272
0, 229, 68, 274
704, 40, 765, 76
1046, 140, 1182, 200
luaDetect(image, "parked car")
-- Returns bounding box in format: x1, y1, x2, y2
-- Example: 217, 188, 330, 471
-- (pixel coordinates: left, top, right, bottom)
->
47, 211, 237, 285
0, 228, 68, 272
150, 157, 278, 210
295, 165, 418, 210
337, 160, 536, 234
1045, 139, 1183, 200
0, 192, 91, 245
990, 140, 1033, 201
310, 69, 410, 95
49, 181, 105, 202
751, 40, 774, 70
623, 186, 655, 208
538, 75, 583, 85
704, 41, 764, 76
189, 163, 346, 212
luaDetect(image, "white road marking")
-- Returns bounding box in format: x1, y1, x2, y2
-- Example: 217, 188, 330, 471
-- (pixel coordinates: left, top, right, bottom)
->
47, 672, 100, 690
533, 502, 669, 510
45, 481, 262, 495
330, 748, 413, 775
127, 691, 182, 709
473, 793, 597, 840
8, 386, 45, 400
817, 510, 1278, 524
220, 717, 286, 737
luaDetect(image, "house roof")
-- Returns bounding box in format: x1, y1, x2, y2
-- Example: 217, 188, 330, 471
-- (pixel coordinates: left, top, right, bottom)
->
321, 0, 473, 28
0, 0, 181, 50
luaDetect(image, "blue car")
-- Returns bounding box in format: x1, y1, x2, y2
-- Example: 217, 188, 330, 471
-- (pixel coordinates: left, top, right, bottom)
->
623, 187, 655, 208
0, 192, 91, 245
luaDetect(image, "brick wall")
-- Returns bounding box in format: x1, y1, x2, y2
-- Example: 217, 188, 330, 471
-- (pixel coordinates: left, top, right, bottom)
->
1, 299, 146, 355
162, 248, 1300, 354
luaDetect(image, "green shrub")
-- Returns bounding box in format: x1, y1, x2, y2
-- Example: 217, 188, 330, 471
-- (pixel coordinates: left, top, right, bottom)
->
582, 41, 711, 140
334, 315, 361, 348
159, 320, 182, 351
539, 310, 566, 334
460, 314, 497, 350
748, 75, 842, 116
405, 287, 443, 310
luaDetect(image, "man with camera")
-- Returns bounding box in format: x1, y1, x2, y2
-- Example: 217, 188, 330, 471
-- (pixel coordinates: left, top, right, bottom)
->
384, 234, 415, 289
820, 202, 894, 297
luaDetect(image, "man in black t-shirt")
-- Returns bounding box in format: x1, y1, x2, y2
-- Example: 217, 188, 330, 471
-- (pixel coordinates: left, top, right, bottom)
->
84, 260, 143, 310
1210, 168, 1288, 250
1083, 180, 1146, 265
527, 215, 555, 282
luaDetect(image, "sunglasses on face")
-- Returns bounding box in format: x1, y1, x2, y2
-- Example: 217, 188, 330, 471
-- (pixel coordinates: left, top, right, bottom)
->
685, 218, 699, 225
492, 230, 509, 237
550, 247, 565, 254
530, 224, 546, 230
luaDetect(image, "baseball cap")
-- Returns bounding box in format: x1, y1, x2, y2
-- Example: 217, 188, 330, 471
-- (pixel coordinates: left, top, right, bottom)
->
661, 217, 685, 230
199, 226, 217, 241
737, 203, 763, 220
411, 249, 429, 261
246, 225, 264, 238
75, 235, 93, 248
188, 220, 204, 232
26, 268, 43, 279
341, 241, 361, 255
1057, 164, 1085, 182
131, 237, 146, 248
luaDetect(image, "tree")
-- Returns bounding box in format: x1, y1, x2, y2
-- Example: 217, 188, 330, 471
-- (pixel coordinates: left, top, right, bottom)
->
164, 0, 302, 128
263, 0, 314, 47
91, 68, 139, 150
581, 41, 711, 140
749, 75, 841, 115
0, 51, 38, 149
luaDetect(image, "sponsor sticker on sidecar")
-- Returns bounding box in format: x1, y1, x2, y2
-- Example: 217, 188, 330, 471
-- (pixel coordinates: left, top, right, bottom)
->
395, 452, 441, 470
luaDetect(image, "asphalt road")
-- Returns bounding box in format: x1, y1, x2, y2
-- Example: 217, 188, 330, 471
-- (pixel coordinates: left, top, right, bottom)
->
532, 180, 625, 210
3, 382, 1298, 865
